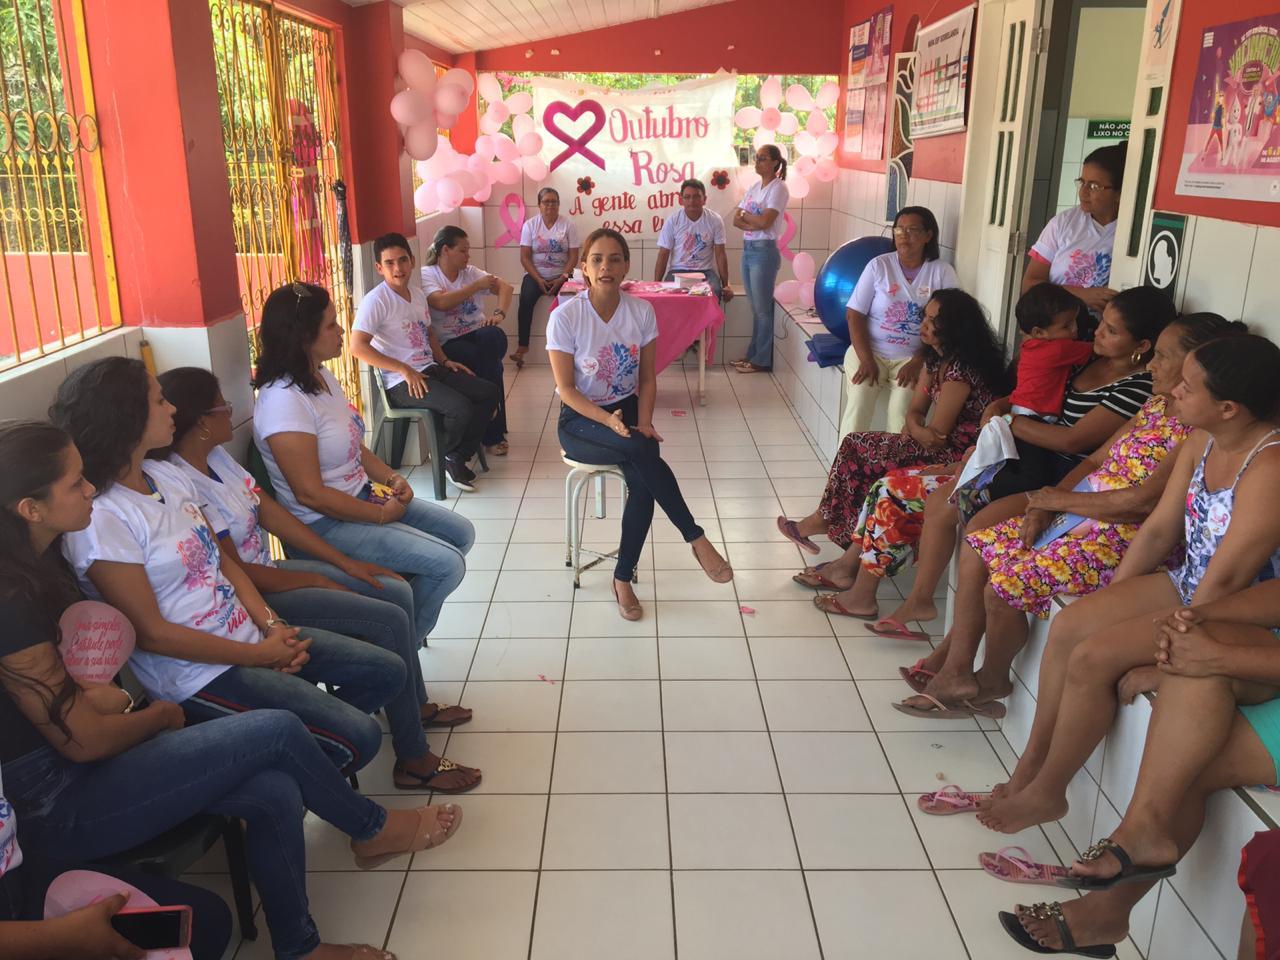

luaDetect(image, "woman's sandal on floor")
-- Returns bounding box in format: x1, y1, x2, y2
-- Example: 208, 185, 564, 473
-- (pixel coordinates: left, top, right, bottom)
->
777, 516, 821, 555
733, 360, 771, 373
917, 784, 989, 815
870, 616, 932, 641
980, 847, 1073, 886
1054, 837, 1176, 891
998, 903, 1117, 957
612, 579, 643, 621
393, 756, 482, 792
352, 803, 463, 870
487, 440, 510, 456
421, 703, 472, 728
344, 946, 396, 960
792, 562, 850, 590
892, 691, 1007, 720
509, 350, 527, 369
812, 593, 877, 618
899, 659, 936, 693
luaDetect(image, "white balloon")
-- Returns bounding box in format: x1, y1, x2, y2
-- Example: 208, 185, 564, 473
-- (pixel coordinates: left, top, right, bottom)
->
798, 282, 815, 309
473, 134, 495, 159
390, 89, 430, 126
521, 155, 548, 181
477, 73, 503, 103
397, 50, 437, 93
421, 144, 454, 180
794, 131, 818, 157
752, 128, 776, 151
785, 84, 814, 111
760, 75, 783, 109
788, 173, 811, 199
816, 132, 839, 156
512, 114, 535, 139
792, 252, 816, 283
815, 81, 840, 109
734, 106, 762, 129
487, 101, 510, 124
814, 157, 839, 182
494, 159, 521, 184
437, 177, 465, 210
493, 133, 520, 162
404, 123, 437, 162
435, 84, 468, 116
479, 112, 502, 135
413, 180, 438, 212
440, 68, 475, 96
517, 131, 543, 156
775, 279, 801, 304
505, 91, 532, 114
806, 110, 829, 134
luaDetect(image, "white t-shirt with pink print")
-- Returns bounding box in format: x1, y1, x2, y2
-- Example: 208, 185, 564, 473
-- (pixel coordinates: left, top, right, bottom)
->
171, 446, 274, 568
737, 179, 790, 241
1029, 206, 1116, 290
352, 280, 436, 388
520, 215, 579, 279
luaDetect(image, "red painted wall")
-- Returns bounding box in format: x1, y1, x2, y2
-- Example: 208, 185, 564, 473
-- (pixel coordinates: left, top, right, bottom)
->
836, 0, 971, 182
1153, 0, 1280, 227
474, 0, 845, 74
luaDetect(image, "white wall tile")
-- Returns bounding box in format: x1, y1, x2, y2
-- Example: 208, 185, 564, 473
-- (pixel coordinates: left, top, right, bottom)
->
1181, 217, 1256, 320
1243, 225, 1280, 337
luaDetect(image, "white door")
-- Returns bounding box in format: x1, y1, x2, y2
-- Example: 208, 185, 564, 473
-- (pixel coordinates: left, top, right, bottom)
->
972, 0, 1048, 341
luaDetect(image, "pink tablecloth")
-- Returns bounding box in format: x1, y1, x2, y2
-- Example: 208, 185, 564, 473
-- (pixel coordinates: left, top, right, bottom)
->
557, 282, 725, 373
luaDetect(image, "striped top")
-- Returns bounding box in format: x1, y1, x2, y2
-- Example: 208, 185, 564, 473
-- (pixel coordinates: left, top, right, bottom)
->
1056, 370, 1153, 463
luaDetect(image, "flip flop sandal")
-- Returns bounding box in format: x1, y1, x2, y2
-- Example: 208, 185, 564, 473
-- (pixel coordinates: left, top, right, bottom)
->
980, 846, 1073, 886
353, 803, 463, 870
1056, 837, 1177, 891
487, 441, 510, 457
812, 594, 877, 619
917, 784, 989, 815
509, 351, 526, 369
998, 902, 1117, 957
870, 616, 933, 641
345, 946, 396, 960
735, 361, 772, 374
791, 563, 848, 590
893, 692, 1008, 720
899, 659, 936, 693
777, 516, 822, 555
421, 703, 473, 728
394, 757, 482, 793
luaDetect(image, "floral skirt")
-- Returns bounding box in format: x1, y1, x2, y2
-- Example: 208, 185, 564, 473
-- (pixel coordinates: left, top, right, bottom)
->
851, 467, 956, 578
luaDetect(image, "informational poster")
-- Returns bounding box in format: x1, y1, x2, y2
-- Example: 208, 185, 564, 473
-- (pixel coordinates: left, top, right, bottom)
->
1174, 14, 1280, 203
844, 87, 866, 153
530, 73, 740, 239
848, 7, 893, 90
1143, 0, 1180, 82
910, 6, 974, 139
862, 84, 887, 160
848, 22, 871, 90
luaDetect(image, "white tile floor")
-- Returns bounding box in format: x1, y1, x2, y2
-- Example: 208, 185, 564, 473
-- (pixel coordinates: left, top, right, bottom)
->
201, 365, 1146, 960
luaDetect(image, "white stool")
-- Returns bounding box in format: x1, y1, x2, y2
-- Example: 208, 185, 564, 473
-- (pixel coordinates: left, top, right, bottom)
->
562, 454, 629, 587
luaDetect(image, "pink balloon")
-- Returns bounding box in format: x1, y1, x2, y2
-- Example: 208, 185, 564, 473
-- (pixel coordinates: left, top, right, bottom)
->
512, 114, 535, 139
479, 112, 502, 135
798, 282, 815, 308
785, 84, 815, 111
795, 156, 817, 177
752, 128, 776, 151
421, 145, 454, 180
483, 161, 502, 185
477, 73, 503, 103
474, 134, 495, 159
761, 75, 783, 109
449, 169, 479, 197
777, 113, 799, 136
734, 106, 762, 129
493, 133, 520, 162
788, 173, 811, 199
404, 123, 438, 162
390, 89, 430, 126
793, 252, 816, 283
806, 110, 829, 135
817, 132, 839, 156
814, 81, 840, 109
487, 101, 510, 124
414, 180, 439, 211
505, 92, 532, 113
436, 112, 458, 130
815, 157, 839, 182
467, 152, 490, 176
440, 68, 475, 97
398, 50, 437, 93
435, 85, 468, 116
437, 178, 464, 210
775, 279, 801, 304
517, 131, 543, 156
760, 107, 781, 131
494, 159, 521, 184
794, 131, 818, 157
521, 155, 548, 181
473, 180, 493, 203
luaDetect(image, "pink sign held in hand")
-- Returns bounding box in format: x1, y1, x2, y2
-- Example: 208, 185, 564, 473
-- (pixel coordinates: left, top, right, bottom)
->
45, 870, 193, 959
58, 600, 135, 685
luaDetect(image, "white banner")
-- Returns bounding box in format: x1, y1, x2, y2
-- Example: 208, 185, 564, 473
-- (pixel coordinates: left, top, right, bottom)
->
530, 73, 741, 240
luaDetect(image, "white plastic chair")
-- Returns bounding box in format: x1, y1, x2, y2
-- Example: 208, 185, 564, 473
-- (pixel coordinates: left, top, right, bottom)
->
561, 454, 629, 587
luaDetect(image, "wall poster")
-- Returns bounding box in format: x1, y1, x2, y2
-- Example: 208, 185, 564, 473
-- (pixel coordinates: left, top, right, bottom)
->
910, 6, 974, 139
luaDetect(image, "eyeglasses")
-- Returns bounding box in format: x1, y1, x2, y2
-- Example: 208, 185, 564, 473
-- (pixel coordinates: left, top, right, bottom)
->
1075, 178, 1115, 194
207, 403, 234, 417
892, 226, 926, 237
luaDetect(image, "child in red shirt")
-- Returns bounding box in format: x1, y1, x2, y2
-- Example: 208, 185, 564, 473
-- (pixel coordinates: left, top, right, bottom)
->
1010, 283, 1095, 420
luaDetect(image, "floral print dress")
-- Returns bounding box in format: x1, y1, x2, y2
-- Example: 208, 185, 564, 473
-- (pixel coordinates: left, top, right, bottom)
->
819, 359, 995, 549
967, 396, 1191, 617
847, 466, 957, 579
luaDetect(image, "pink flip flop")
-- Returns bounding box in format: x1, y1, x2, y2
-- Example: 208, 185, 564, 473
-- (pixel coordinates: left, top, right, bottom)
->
980, 846, 1072, 886
899, 658, 936, 693
917, 784, 989, 815
871, 617, 933, 641
776, 516, 821, 554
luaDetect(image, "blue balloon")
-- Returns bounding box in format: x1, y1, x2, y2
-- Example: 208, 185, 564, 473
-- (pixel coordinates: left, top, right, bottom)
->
814, 235, 895, 343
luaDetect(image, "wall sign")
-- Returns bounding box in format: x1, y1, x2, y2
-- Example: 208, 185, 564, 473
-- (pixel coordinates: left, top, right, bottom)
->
910, 6, 974, 139
1142, 210, 1186, 298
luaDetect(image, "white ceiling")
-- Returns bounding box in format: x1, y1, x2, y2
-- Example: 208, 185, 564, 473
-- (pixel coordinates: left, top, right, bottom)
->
389, 0, 734, 55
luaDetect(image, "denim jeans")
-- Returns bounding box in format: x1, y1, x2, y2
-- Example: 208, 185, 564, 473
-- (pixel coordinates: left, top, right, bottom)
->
183, 626, 405, 774
517, 272, 554, 347
741, 239, 780, 368
5, 710, 387, 960
304, 496, 474, 642
266, 561, 429, 761
442, 325, 508, 445
558, 395, 704, 581
386, 363, 500, 461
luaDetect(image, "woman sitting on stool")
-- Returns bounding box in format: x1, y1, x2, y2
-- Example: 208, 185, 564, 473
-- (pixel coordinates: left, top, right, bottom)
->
548, 228, 733, 621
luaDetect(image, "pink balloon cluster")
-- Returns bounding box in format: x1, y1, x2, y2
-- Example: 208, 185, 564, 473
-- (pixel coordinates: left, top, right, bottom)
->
733, 76, 841, 200
775, 251, 818, 309
477, 73, 536, 138
391, 51, 475, 162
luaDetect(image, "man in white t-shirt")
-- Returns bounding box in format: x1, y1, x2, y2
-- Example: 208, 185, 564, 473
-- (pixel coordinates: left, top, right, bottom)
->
654, 179, 733, 302
349, 233, 500, 492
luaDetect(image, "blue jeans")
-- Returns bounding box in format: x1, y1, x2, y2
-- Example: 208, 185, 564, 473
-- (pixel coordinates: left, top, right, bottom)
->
304, 496, 474, 642
5, 710, 387, 960
266, 561, 430, 761
741, 239, 780, 368
558, 395, 703, 581
443, 326, 508, 446
184, 627, 404, 774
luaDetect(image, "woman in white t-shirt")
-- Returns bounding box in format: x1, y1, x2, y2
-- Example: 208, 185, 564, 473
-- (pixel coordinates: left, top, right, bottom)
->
513, 188, 580, 368
1023, 144, 1126, 325
548, 229, 733, 621
732, 144, 790, 373
50, 357, 405, 777
421, 226, 514, 456
253, 282, 476, 646
840, 205, 960, 436
160, 367, 480, 792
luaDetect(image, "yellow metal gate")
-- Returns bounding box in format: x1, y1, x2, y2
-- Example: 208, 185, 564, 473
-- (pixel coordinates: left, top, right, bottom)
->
208, 0, 359, 405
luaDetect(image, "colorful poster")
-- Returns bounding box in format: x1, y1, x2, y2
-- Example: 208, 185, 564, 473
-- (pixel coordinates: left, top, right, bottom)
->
1174, 14, 1280, 203
848, 8, 893, 90
529, 73, 739, 239
844, 87, 866, 153
910, 6, 974, 139
1143, 0, 1180, 83
862, 84, 887, 160
848, 21, 871, 89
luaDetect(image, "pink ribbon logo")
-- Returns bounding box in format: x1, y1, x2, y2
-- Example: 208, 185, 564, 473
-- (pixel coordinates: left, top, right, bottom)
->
778, 212, 798, 261
495, 192, 525, 248
543, 100, 607, 172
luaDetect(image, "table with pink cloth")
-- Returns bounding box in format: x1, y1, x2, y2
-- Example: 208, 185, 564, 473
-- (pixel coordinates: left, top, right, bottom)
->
556, 280, 725, 405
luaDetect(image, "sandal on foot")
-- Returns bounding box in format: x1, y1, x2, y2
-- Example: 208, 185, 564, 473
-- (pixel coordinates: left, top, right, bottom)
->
344, 946, 396, 960
487, 441, 510, 456
792, 562, 849, 590
813, 594, 877, 619
353, 803, 462, 870
1056, 838, 1176, 891
421, 703, 473, 728
870, 616, 932, 641
899, 659, 936, 693
393, 756, 482, 793
917, 784, 989, 815
509, 351, 526, 369
980, 847, 1073, 886
893, 692, 1007, 720
998, 903, 1117, 957
734, 361, 771, 374
776, 516, 821, 555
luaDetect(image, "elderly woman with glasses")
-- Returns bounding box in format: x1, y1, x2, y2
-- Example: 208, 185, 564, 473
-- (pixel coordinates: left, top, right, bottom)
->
511, 187, 580, 368
1021, 143, 1126, 329
839, 205, 959, 436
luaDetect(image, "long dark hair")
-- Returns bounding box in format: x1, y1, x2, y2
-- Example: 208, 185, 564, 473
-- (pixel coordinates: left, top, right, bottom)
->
893, 206, 942, 262
1171, 312, 1248, 352
0, 420, 82, 740
254, 282, 331, 395
48, 356, 151, 492
1108, 285, 1176, 363
157, 367, 221, 451
1193, 335, 1280, 421
925, 289, 1010, 396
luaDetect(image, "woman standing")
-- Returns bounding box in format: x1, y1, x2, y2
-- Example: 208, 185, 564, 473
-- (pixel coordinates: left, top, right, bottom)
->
421, 226, 514, 456
732, 144, 790, 374
840, 206, 958, 436
512, 188, 579, 368
548, 229, 733, 621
